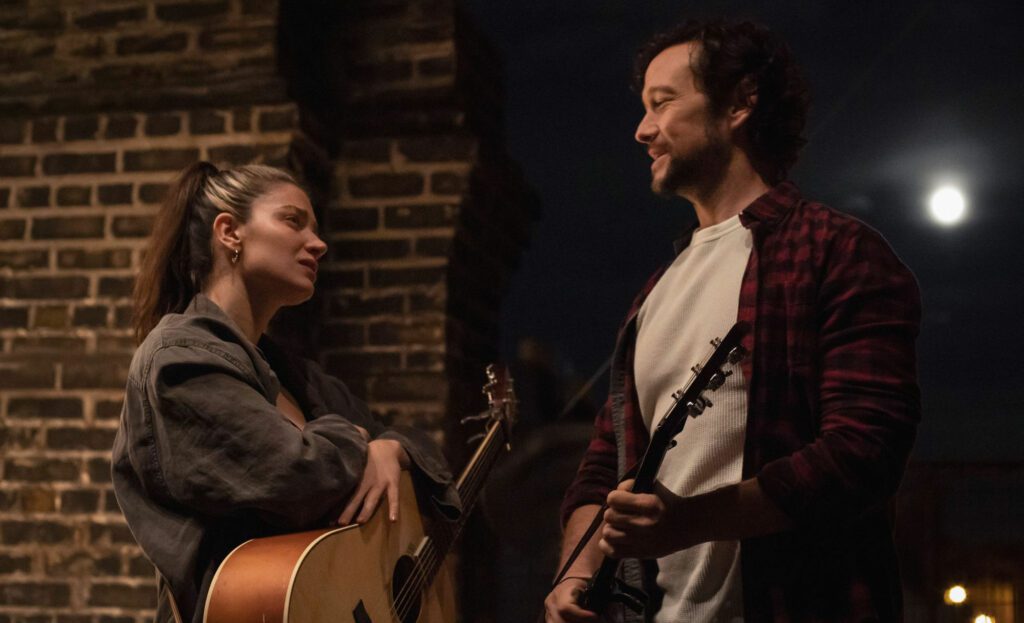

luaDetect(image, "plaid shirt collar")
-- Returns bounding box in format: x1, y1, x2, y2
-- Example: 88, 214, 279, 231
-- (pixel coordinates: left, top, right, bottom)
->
672, 180, 800, 255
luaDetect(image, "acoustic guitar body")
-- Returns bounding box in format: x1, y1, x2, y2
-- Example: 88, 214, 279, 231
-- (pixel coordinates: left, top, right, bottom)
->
204, 471, 456, 623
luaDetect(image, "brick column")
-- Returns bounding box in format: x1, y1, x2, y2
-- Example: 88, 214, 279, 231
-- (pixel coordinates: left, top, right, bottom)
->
0, 1, 534, 620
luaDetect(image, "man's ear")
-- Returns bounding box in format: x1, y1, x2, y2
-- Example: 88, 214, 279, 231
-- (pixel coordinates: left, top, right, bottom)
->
728, 76, 758, 131
211, 212, 242, 254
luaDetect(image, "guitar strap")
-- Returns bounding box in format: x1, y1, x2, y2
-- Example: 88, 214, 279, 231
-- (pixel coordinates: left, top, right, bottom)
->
550, 461, 639, 586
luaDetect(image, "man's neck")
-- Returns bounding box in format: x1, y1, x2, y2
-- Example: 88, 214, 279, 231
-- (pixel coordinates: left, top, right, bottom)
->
684, 156, 771, 229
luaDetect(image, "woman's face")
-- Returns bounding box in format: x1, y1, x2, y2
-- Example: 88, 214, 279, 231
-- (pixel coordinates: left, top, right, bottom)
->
235, 183, 327, 307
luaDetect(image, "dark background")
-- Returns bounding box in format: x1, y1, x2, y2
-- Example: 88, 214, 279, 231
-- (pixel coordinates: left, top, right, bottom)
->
463, 0, 1024, 462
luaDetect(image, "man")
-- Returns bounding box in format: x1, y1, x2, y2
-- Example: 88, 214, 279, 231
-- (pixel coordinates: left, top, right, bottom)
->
545, 18, 921, 623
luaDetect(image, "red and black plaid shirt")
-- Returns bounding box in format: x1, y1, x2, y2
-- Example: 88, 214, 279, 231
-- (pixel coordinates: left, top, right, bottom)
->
561, 181, 922, 622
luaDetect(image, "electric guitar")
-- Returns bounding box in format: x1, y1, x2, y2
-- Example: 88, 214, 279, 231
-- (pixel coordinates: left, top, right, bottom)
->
203, 365, 517, 623
573, 322, 750, 617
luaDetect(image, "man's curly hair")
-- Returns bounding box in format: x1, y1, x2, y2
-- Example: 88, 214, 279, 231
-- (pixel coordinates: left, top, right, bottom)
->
633, 19, 811, 185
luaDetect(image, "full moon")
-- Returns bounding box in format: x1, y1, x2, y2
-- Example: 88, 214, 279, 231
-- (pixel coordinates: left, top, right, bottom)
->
929, 186, 967, 225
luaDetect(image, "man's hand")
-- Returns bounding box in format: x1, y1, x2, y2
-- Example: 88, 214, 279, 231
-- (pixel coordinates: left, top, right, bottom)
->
338, 439, 411, 525
544, 577, 600, 623
599, 479, 690, 559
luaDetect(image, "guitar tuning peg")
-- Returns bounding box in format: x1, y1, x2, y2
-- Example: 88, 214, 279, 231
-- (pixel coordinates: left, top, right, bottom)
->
710, 337, 722, 348
690, 363, 703, 375
707, 369, 733, 391
727, 345, 749, 364
672, 389, 683, 401
460, 412, 490, 425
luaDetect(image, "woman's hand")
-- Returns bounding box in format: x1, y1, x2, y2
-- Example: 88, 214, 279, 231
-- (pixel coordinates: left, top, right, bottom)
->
338, 439, 411, 525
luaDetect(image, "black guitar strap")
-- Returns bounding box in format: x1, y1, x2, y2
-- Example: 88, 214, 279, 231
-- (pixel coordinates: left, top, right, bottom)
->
550, 461, 640, 586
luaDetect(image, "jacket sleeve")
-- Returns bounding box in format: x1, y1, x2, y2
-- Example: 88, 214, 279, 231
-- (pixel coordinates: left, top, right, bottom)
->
299, 358, 462, 518
756, 225, 922, 526
136, 344, 369, 530
559, 398, 619, 528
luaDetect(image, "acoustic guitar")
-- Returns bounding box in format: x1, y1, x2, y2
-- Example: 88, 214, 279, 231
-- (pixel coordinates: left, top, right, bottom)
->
203, 365, 517, 623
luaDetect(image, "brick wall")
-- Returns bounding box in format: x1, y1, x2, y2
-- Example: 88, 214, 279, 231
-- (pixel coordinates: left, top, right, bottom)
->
0, 1, 534, 620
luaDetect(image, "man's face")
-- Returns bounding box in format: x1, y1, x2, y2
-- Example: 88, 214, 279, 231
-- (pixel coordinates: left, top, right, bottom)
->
635, 42, 730, 196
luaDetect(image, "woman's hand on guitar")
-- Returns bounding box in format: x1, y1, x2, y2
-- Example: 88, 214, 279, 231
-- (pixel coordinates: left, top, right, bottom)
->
600, 479, 689, 559
544, 577, 600, 623
338, 439, 411, 525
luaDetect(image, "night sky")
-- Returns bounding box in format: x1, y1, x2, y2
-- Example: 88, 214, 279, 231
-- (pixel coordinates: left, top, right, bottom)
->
462, 1, 1024, 462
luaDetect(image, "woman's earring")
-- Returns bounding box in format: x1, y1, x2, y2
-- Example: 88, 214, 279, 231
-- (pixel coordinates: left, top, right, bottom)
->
231, 247, 241, 265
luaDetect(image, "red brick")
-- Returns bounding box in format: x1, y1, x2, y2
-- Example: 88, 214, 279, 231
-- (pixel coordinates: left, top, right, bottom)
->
58, 248, 132, 269
8, 397, 83, 419
99, 276, 134, 297
0, 118, 25, 144
63, 355, 131, 388
34, 305, 68, 328
31, 216, 104, 239
56, 185, 91, 206
199, 25, 275, 51
123, 148, 199, 172
349, 173, 424, 198
0, 307, 29, 328
59, 490, 100, 513
11, 336, 88, 353
47, 427, 117, 450
42, 153, 115, 175
72, 305, 109, 327
328, 207, 379, 231
98, 183, 132, 205
430, 171, 468, 194
398, 136, 474, 162
31, 118, 57, 142
258, 108, 297, 132
0, 249, 48, 269
156, 0, 230, 21
116, 33, 189, 56
0, 219, 26, 240
3, 459, 78, 483
189, 110, 226, 134
0, 275, 89, 299
74, 7, 147, 29
385, 203, 457, 228
0, 155, 36, 177
369, 265, 445, 287
96, 399, 124, 420
330, 238, 410, 261
0, 581, 71, 606
88, 582, 155, 608
112, 215, 153, 237
104, 114, 137, 139
63, 115, 100, 141
16, 185, 50, 208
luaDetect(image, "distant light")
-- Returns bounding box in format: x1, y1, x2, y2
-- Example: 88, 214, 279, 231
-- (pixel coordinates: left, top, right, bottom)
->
929, 186, 967, 225
944, 585, 968, 605
974, 615, 994, 623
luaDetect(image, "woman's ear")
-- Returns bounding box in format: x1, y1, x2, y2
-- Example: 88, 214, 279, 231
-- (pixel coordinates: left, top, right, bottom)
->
211, 212, 242, 255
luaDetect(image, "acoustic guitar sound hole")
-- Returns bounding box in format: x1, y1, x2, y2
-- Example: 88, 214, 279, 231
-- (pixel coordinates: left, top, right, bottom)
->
391, 555, 422, 623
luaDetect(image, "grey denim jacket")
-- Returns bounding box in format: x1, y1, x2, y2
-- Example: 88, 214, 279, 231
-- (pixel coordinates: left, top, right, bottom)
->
111, 294, 460, 623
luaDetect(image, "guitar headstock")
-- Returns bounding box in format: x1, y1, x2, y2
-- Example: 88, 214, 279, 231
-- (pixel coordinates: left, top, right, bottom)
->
483, 364, 518, 431
658, 322, 750, 437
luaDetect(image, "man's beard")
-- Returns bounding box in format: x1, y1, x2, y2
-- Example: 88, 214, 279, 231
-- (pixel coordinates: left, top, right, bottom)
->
652, 125, 730, 197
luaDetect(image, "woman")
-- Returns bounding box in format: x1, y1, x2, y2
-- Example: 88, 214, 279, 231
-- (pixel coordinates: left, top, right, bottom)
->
111, 162, 459, 623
